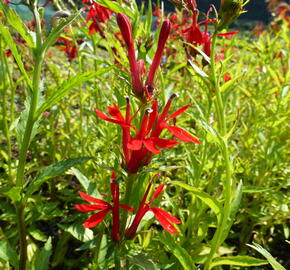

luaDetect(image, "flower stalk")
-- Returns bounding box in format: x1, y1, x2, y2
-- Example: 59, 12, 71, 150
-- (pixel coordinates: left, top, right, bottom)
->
204, 32, 233, 270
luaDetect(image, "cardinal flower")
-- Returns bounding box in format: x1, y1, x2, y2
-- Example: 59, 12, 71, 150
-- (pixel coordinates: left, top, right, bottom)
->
83, 0, 112, 37
75, 172, 134, 242
95, 95, 201, 174
126, 180, 181, 239
116, 13, 171, 101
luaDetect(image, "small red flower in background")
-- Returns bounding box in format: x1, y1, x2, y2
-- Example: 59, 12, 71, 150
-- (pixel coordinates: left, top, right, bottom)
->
94, 94, 201, 173
116, 13, 171, 101
126, 179, 181, 239
57, 37, 83, 61
75, 172, 134, 242
82, 0, 112, 37
223, 73, 231, 82
5, 49, 12, 57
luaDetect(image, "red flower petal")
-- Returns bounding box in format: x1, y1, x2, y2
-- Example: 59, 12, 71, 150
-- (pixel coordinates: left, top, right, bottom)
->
75, 204, 109, 212
167, 104, 190, 120
148, 184, 165, 204
166, 126, 201, 144
119, 204, 134, 211
150, 208, 180, 234
79, 191, 111, 206
143, 138, 161, 153
151, 137, 179, 149
83, 209, 111, 228
151, 207, 181, 224
108, 103, 125, 122
128, 138, 143, 150
94, 108, 131, 127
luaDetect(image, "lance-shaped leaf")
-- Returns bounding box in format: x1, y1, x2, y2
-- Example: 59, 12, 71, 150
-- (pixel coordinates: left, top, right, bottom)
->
35, 69, 111, 119
159, 234, 196, 270
247, 243, 286, 270
0, 21, 32, 91
34, 237, 52, 270
171, 181, 222, 223
25, 157, 92, 198
0, 1, 35, 48
211, 256, 268, 268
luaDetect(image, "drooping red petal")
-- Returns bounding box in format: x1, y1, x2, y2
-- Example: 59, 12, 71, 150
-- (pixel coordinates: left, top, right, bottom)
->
128, 138, 143, 150
148, 184, 165, 204
150, 207, 180, 234
151, 207, 182, 224
166, 126, 201, 144
94, 108, 131, 127
143, 138, 161, 153
79, 191, 111, 206
167, 104, 190, 120
119, 204, 134, 211
151, 137, 179, 149
83, 209, 111, 228
75, 204, 109, 212
108, 103, 125, 122
218, 31, 239, 38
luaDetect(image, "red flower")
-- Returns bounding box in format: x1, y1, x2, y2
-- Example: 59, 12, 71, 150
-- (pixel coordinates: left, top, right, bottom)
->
83, 1, 112, 36
57, 37, 80, 61
75, 172, 134, 242
95, 95, 201, 173
116, 13, 171, 101
223, 73, 231, 82
126, 179, 181, 239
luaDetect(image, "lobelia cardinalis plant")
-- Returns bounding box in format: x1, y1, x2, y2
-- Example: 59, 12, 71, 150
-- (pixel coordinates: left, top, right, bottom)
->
75, 11, 201, 269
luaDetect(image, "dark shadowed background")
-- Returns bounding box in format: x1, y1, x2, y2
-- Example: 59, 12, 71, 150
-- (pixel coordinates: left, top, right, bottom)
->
137, 0, 272, 23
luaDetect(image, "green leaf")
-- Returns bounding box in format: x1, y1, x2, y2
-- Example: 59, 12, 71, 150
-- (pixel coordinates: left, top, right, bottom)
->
61, 224, 94, 242
211, 256, 268, 268
75, 238, 97, 251
34, 237, 52, 270
35, 69, 111, 119
0, 187, 21, 202
221, 181, 243, 244
188, 59, 209, 78
16, 97, 41, 147
0, 240, 18, 268
71, 167, 101, 197
0, 1, 35, 47
129, 253, 158, 270
94, 0, 134, 18
159, 234, 196, 270
242, 186, 271, 193
198, 120, 224, 147
42, 12, 80, 53
172, 181, 222, 223
0, 21, 32, 90
25, 157, 91, 197
247, 243, 286, 270
145, 0, 152, 35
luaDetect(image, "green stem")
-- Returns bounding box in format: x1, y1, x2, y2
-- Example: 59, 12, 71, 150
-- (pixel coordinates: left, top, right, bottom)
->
114, 242, 121, 270
14, 3, 44, 269
204, 33, 233, 270
121, 174, 137, 236
0, 38, 12, 181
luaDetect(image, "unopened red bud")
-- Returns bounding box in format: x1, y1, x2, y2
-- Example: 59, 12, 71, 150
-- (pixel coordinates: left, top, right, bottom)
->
146, 19, 171, 88
116, 13, 133, 49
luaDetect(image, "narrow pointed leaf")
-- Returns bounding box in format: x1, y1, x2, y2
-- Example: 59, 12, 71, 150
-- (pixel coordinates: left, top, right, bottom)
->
211, 256, 268, 268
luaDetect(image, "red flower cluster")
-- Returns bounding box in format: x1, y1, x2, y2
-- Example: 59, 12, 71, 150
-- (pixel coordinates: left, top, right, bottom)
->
57, 37, 81, 61
94, 94, 200, 173
116, 13, 171, 101
82, 0, 112, 37
126, 179, 181, 239
75, 172, 134, 242
75, 174, 181, 241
